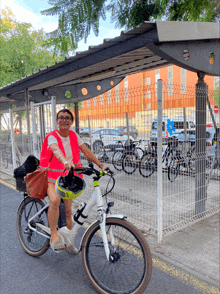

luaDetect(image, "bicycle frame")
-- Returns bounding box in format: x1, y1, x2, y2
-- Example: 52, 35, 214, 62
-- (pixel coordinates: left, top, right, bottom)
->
73, 184, 125, 260
25, 177, 125, 262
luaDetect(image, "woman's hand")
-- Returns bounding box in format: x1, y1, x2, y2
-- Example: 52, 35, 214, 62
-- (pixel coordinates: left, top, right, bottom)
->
98, 163, 108, 171
64, 160, 75, 171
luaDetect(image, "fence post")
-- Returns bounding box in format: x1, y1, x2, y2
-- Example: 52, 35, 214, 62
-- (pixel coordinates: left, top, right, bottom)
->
126, 112, 130, 144
183, 107, 187, 155
183, 108, 187, 141
51, 96, 57, 130
157, 79, 163, 243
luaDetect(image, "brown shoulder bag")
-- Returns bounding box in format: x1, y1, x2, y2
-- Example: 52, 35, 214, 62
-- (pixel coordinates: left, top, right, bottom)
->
24, 154, 53, 199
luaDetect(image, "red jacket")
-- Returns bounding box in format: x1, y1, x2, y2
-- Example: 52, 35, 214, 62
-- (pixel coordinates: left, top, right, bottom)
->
40, 130, 82, 182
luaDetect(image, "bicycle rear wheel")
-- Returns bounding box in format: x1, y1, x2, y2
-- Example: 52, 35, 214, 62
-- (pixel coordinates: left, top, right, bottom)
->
139, 153, 156, 177
82, 218, 152, 294
16, 196, 50, 257
112, 151, 124, 171
96, 149, 109, 163
122, 153, 138, 174
168, 156, 179, 181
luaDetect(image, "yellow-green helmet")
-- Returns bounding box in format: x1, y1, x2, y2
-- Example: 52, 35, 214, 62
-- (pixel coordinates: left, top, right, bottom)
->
55, 175, 86, 200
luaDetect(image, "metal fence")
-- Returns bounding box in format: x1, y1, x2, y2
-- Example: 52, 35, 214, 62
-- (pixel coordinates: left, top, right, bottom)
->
0, 82, 219, 242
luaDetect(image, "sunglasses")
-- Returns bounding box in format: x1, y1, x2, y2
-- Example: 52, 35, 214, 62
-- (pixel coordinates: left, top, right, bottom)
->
58, 116, 72, 121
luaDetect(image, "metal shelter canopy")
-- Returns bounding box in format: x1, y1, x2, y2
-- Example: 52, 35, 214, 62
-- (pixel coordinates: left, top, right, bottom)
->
0, 21, 219, 111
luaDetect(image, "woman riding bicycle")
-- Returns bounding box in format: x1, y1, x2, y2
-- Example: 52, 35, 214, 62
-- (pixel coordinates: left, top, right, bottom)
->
40, 108, 106, 253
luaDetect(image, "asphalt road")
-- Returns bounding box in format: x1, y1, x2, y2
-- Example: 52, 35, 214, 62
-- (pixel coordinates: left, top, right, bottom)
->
1, 183, 205, 294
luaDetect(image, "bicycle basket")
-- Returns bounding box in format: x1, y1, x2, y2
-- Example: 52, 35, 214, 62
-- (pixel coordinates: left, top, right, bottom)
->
15, 177, 26, 192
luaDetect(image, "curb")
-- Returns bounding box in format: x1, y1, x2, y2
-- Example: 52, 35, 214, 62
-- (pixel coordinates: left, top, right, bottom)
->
150, 250, 220, 291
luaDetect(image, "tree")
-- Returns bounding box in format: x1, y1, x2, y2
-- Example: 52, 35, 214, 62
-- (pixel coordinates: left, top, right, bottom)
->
41, 0, 220, 53
213, 82, 220, 108
0, 7, 66, 88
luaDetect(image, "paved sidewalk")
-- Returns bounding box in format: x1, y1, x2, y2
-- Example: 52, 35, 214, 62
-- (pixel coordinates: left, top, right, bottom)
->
0, 171, 219, 291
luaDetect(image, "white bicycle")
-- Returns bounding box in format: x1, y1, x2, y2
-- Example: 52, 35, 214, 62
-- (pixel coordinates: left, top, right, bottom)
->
16, 163, 152, 294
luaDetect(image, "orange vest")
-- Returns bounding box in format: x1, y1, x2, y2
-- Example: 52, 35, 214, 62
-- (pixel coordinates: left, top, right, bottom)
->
40, 130, 82, 181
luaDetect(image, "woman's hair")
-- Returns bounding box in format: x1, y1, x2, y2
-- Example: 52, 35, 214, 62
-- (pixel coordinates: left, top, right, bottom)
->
56, 109, 74, 121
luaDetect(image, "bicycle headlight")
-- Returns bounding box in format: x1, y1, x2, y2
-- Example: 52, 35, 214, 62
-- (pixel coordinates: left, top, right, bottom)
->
55, 175, 86, 200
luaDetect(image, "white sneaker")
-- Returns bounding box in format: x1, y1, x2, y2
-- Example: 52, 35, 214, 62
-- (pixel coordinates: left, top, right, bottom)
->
58, 226, 79, 255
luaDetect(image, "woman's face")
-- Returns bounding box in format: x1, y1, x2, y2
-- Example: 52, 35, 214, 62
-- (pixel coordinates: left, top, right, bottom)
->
56, 111, 73, 130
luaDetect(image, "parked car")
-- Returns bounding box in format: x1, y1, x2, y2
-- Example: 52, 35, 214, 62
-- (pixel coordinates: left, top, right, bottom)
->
82, 128, 133, 153
150, 116, 195, 142
114, 126, 138, 140
177, 127, 219, 146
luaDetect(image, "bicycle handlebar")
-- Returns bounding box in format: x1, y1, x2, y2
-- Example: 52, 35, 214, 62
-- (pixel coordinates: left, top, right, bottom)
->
69, 165, 114, 177
68, 165, 115, 197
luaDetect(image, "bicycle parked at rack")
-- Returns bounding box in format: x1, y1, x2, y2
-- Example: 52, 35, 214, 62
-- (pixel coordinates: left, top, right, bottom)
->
112, 140, 144, 174
139, 138, 177, 180
166, 139, 194, 181
16, 164, 152, 294
167, 139, 216, 181
95, 134, 113, 163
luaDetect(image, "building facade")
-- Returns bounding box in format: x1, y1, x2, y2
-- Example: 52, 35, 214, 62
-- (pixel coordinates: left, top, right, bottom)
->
78, 65, 220, 130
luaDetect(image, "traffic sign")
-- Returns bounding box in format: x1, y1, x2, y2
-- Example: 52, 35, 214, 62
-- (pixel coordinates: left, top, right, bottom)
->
214, 105, 219, 114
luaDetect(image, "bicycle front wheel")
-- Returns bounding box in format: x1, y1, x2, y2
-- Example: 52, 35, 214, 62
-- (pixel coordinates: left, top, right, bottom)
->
82, 218, 152, 294
112, 151, 124, 171
16, 197, 50, 257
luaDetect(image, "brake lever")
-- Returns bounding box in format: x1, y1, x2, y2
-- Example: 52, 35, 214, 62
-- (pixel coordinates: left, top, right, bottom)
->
105, 167, 114, 175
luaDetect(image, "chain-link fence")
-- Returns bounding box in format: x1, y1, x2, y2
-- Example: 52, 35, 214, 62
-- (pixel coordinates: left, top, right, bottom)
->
0, 82, 219, 241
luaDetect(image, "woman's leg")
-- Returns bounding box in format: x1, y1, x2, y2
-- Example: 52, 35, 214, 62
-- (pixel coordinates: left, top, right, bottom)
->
47, 183, 64, 247
64, 199, 73, 230
63, 199, 78, 253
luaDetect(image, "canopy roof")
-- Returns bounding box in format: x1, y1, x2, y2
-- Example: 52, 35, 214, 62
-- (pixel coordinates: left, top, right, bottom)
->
0, 21, 219, 111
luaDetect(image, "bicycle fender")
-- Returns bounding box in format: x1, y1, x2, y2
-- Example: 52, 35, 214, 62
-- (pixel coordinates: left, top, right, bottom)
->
79, 215, 126, 251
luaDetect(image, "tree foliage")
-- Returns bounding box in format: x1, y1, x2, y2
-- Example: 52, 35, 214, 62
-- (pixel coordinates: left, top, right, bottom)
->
0, 7, 66, 88
213, 81, 220, 108
41, 0, 220, 52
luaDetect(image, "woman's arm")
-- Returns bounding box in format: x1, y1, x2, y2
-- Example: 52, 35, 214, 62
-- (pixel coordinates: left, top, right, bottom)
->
50, 143, 74, 171
79, 144, 106, 171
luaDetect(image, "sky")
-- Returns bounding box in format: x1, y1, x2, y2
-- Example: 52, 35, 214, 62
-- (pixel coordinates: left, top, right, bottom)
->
0, 0, 122, 53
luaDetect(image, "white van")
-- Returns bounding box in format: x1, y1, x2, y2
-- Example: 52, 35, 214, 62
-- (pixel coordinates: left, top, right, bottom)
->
150, 116, 195, 141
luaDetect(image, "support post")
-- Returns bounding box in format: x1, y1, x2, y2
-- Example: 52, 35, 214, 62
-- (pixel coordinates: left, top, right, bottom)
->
74, 102, 79, 134
195, 72, 207, 214
157, 79, 163, 243
88, 116, 93, 152
25, 89, 31, 152
9, 108, 16, 170
30, 102, 38, 157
